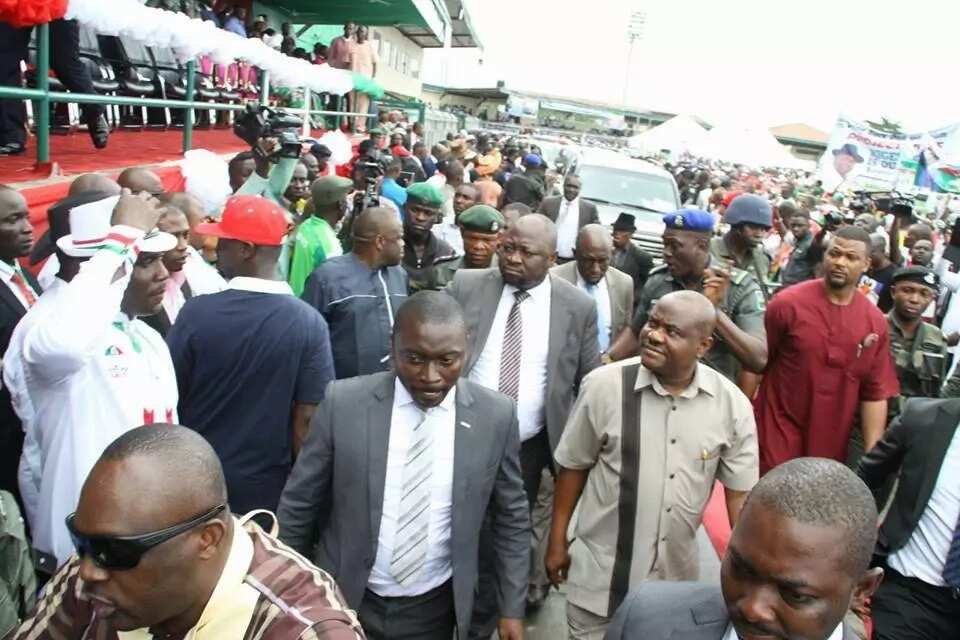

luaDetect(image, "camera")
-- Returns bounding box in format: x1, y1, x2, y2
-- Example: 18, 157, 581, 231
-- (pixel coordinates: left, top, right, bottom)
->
233, 104, 304, 160
354, 160, 383, 214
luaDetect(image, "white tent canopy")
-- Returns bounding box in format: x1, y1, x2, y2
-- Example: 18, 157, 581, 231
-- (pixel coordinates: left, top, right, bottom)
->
627, 115, 709, 157
692, 123, 806, 169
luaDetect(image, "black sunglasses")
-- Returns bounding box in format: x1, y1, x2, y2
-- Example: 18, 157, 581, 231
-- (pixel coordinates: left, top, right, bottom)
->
65, 504, 227, 570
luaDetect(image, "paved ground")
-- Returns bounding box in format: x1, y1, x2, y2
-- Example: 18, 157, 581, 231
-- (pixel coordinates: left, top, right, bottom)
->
521, 527, 721, 639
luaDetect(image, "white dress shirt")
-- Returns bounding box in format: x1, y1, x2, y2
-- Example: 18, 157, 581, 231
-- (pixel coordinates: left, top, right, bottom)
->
36, 254, 59, 291
0, 258, 38, 309
368, 378, 456, 597
469, 277, 551, 442
576, 270, 611, 345
4, 277, 67, 528
723, 623, 841, 640
227, 276, 294, 295
16, 227, 179, 563
555, 197, 581, 259
888, 424, 960, 586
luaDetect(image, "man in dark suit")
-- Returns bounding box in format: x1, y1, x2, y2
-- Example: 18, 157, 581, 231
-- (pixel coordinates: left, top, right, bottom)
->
277, 292, 529, 640
857, 397, 960, 639
0, 186, 37, 512
606, 458, 883, 640
537, 175, 600, 262
609, 213, 653, 311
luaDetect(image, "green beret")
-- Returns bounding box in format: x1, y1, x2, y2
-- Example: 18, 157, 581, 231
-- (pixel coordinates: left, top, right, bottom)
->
892, 266, 939, 290
368, 127, 385, 135
311, 176, 353, 206
458, 205, 504, 233
405, 182, 445, 208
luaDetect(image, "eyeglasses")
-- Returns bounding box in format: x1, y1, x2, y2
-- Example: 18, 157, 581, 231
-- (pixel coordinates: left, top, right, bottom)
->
65, 504, 227, 570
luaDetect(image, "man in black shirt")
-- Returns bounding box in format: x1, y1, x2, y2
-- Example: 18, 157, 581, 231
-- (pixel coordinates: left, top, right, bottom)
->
168, 195, 334, 514
502, 155, 546, 209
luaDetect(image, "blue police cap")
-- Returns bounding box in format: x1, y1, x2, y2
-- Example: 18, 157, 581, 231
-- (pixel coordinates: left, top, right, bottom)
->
663, 208, 716, 233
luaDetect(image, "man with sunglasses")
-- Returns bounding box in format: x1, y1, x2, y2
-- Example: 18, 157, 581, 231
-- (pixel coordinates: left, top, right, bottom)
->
9, 424, 364, 639
302, 207, 408, 379
13, 192, 179, 569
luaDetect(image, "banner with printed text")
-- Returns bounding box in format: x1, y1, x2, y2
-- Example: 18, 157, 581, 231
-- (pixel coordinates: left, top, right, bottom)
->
818, 115, 960, 194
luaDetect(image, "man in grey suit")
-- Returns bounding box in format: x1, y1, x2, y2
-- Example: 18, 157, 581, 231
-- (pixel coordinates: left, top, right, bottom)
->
446, 214, 599, 638
551, 224, 634, 353
605, 458, 883, 640
277, 292, 529, 640
537, 175, 600, 262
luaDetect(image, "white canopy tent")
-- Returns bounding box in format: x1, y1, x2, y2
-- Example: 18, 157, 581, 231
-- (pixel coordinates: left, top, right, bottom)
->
627, 115, 709, 158
692, 123, 807, 169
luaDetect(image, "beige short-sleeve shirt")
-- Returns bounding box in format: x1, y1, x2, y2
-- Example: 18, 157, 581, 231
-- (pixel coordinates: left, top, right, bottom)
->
554, 357, 758, 616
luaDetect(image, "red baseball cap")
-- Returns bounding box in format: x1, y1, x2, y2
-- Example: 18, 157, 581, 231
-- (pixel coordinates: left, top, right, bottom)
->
721, 190, 744, 209
195, 195, 289, 246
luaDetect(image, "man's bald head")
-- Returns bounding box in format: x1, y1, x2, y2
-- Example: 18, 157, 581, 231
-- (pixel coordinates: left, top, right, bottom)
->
575, 224, 612, 285
661, 290, 717, 338
69, 173, 121, 197
92, 424, 228, 519
117, 168, 164, 197
512, 213, 557, 255
354, 206, 401, 238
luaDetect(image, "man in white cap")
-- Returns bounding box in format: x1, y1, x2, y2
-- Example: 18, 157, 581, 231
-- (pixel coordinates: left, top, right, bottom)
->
8, 191, 179, 569
4, 191, 116, 530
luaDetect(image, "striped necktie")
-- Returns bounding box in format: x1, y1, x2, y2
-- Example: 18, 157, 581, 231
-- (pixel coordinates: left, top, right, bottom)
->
390, 410, 433, 587
943, 512, 960, 588
498, 290, 530, 401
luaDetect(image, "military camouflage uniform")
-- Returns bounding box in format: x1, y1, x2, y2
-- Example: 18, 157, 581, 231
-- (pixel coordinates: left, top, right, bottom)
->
631, 256, 766, 381
887, 314, 947, 408
710, 235, 774, 301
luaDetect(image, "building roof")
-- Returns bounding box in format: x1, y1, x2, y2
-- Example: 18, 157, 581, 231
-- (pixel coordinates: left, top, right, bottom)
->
770, 122, 829, 146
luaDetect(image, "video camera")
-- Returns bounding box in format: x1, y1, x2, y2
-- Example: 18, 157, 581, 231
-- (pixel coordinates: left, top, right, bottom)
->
233, 104, 305, 160
354, 159, 383, 215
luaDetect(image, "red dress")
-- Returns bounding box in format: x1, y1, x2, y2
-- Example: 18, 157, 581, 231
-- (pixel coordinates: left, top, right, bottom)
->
753, 279, 899, 474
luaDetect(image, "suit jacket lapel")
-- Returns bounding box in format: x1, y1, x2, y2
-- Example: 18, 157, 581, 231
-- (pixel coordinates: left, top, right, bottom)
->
915, 405, 960, 513
605, 272, 625, 332
468, 271, 504, 373
451, 381, 480, 547
547, 275, 573, 384
0, 279, 27, 318
367, 374, 397, 559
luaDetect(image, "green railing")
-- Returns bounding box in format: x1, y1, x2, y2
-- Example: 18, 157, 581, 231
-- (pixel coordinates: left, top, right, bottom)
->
0, 23, 376, 166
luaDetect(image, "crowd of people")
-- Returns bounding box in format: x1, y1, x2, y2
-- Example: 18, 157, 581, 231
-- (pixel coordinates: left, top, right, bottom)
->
0, 115, 957, 640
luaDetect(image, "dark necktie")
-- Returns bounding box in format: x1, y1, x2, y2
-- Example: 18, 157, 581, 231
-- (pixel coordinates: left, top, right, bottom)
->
498, 290, 530, 401
943, 511, 960, 588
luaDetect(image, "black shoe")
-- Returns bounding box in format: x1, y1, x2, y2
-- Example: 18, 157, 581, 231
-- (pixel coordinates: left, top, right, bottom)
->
0, 143, 26, 156
85, 113, 109, 149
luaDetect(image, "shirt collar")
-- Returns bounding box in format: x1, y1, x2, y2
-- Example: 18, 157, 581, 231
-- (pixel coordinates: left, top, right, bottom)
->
393, 376, 456, 413
634, 362, 716, 399
227, 277, 293, 295
576, 269, 606, 292
0, 259, 21, 283
505, 274, 551, 304
191, 517, 255, 632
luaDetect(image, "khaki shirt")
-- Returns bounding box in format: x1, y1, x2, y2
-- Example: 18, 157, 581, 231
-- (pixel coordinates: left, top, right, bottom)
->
554, 358, 758, 617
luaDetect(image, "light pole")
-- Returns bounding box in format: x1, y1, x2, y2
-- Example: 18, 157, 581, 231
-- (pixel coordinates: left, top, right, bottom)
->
623, 10, 645, 108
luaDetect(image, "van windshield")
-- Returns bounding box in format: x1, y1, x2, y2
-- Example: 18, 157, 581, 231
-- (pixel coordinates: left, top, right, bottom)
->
576, 165, 677, 213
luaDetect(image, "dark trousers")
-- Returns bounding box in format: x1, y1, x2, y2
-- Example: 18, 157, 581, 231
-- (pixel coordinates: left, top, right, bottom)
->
872, 566, 960, 640
358, 580, 456, 640
469, 428, 551, 639
0, 19, 102, 146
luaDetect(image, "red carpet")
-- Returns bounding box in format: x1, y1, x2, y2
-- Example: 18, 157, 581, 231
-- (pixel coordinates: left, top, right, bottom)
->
0, 128, 249, 186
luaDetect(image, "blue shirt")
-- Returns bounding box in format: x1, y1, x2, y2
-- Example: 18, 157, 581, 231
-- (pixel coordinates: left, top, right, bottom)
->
381, 177, 408, 214
302, 253, 408, 379
166, 279, 334, 514
223, 16, 247, 37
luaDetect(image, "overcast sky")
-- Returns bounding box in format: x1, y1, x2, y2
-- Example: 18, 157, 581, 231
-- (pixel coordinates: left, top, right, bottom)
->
423, 0, 960, 131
